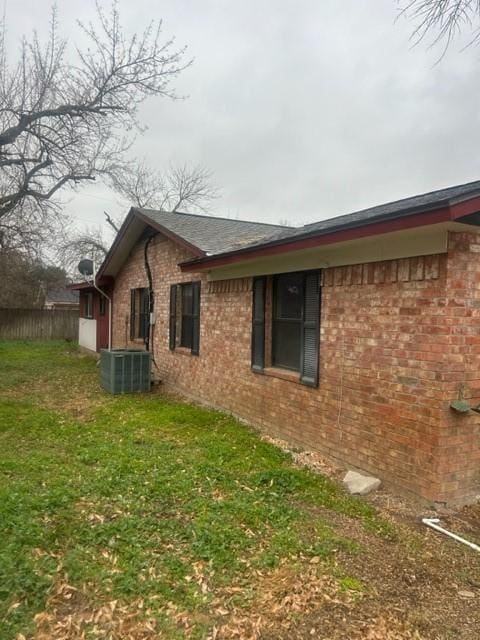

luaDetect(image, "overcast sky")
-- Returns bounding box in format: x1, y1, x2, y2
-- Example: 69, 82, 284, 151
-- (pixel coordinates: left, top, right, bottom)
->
6, 0, 480, 241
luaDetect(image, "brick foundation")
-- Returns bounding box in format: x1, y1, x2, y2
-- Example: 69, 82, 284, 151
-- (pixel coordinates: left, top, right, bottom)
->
111, 232, 480, 505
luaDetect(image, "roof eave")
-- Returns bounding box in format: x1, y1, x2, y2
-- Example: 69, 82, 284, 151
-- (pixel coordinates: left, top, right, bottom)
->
68, 276, 114, 290
96, 208, 137, 279
97, 207, 206, 279
180, 195, 480, 272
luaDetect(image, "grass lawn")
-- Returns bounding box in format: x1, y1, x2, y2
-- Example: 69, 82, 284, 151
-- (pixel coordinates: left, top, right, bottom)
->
0, 341, 479, 639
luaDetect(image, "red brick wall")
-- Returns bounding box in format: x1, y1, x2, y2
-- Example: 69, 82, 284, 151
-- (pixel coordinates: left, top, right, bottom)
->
111, 231, 480, 505
436, 232, 480, 504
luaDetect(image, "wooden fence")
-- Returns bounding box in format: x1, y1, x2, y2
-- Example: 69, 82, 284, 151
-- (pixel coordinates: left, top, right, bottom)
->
0, 308, 79, 340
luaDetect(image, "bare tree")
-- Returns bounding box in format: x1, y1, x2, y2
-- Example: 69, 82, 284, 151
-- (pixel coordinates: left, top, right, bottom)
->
58, 225, 110, 276
111, 160, 219, 212
400, 1, 480, 49
0, 2, 189, 235
0, 199, 67, 256
57, 162, 218, 276
0, 247, 67, 308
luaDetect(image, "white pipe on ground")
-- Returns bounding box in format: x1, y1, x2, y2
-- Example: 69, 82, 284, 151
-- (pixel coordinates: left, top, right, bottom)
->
422, 518, 480, 553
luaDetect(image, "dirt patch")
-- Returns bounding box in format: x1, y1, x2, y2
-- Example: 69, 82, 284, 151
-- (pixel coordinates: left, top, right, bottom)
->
207, 559, 431, 640
74, 498, 131, 525
440, 505, 480, 549
31, 579, 159, 640
257, 436, 480, 639
292, 505, 480, 639
4, 374, 105, 422
263, 608, 427, 640
209, 561, 352, 639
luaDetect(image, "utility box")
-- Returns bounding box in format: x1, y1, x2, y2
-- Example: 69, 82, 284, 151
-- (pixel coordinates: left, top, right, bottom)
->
100, 349, 151, 394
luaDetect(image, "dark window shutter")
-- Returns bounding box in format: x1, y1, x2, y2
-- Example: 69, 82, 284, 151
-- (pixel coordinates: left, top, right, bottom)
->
130, 289, 136, 340
191, 281, 201, 356
169, 284, 177, 350
300, 272, 320, 386
251, 277, 266, 371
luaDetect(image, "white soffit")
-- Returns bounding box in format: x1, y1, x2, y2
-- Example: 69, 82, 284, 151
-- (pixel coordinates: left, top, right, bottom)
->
206, 224, 451, 282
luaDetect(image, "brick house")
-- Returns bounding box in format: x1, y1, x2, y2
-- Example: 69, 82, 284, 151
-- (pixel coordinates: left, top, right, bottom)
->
91, 180, 480, 506
44, 288, 79, 311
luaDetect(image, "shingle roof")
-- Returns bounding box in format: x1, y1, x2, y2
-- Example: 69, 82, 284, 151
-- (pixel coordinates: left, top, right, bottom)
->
46, 288, 79, 304
195, 179, 480, 258
100, 179, 480, 278
134, 208, 291, 255
304, 179, 480, 234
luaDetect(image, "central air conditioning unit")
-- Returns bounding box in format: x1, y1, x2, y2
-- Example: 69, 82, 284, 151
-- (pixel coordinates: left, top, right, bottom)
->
100, 349, 151, 394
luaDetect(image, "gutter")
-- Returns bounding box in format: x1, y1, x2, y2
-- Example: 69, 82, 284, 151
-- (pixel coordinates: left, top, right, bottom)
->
179, 194, 480, 273
179, 205, 451, 272
68, 277, 113, 291
92, 279, 112, 352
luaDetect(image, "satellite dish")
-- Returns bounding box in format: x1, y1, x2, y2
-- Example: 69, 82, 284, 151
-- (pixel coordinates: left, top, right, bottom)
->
78, 258, 94, 277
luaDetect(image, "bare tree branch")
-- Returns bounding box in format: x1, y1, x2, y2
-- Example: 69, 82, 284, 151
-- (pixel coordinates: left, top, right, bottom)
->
0, 197, 67, 259
0, 1, 190, 242
56, 161, 219, 276
57, 225, 109, 276
400, 1, 480, 50
0, 247, 68, 308
104, 210, 119, 232
111, 160, 219, 213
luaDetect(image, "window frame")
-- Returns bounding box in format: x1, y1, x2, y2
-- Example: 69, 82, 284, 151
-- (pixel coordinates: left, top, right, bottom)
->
180, 282, 194, 349
83, 292, 93, 319
271, 272, 304, 372
130, 287, 150, 340
169, 281, 201, 356
251, 270, 321, 387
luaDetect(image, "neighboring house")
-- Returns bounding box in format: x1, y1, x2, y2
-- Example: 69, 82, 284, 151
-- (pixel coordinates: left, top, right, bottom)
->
44, 288, 79, 310
77, 180, 480, 506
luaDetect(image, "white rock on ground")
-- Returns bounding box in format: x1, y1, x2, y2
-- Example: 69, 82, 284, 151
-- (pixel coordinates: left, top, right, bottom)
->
343, 470, 381, 495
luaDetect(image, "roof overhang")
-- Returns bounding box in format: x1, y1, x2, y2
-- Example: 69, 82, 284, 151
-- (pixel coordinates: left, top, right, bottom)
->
180, 196, 480, 277
97, 208, 205, 279
68, 276, 114, 291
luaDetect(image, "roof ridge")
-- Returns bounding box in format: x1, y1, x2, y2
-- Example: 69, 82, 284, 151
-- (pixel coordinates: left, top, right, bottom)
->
136, 207, 294, 229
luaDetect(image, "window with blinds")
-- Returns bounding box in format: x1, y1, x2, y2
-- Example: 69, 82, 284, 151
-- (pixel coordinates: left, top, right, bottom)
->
252, 271, 321, 386
130, 288, 150, 340
169, 281, 201, 355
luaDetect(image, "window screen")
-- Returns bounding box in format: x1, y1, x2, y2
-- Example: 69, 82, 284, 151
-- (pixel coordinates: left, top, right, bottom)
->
169, 281, 201, 355
180, 283, 193, 349
84, 292, 93, 319
272, 273, 303, 371
130, 288, 150, 339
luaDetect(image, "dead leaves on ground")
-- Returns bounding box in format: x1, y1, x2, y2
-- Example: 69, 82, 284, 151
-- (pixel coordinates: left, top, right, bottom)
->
31, 580, 159, 640
260, 435, 340, 480
208, 561, 426, 640
24, 558, 427, 640
75, 497, 131, 526
209, 562, 344, 639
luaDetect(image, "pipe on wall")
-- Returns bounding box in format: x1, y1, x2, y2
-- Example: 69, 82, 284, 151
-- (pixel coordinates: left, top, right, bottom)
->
92, 260, 112, 351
